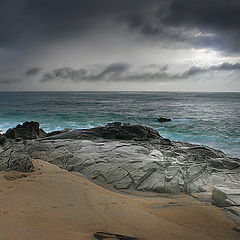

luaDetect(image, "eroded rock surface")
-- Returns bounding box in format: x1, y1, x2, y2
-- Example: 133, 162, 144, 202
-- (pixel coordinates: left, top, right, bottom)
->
0, 122, 240, 219
45, 122, 161, 141
1, 123, 239, 193
0, 141, 34, 172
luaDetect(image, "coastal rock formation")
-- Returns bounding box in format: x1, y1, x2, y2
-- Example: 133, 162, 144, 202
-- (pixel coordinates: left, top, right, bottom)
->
0, 122, 239, 220
1, 122, 239, 193
4, 121, 46, 140
25, 138, 239, 194
45, 122, 161, 141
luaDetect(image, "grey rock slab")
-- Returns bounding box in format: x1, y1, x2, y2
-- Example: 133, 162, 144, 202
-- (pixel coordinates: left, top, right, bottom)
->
212, 187, 240, 207
137, 169, 165, 192
1, 123, 240, 196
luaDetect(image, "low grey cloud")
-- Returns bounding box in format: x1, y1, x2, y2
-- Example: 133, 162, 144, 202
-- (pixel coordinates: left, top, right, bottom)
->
178, 62, 240, 79
40, 63, 131, 83
39, 63, 171, 83
25, 67, 42, 77
0, 78, 21, 85
39, 62, 240, 83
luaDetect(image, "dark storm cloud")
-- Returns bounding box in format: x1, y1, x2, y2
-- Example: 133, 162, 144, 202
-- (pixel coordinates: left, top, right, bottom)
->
25, 67, 42, 76
0, 0, 160, 47
162, 0, 240, 52
1, 0, 240, 53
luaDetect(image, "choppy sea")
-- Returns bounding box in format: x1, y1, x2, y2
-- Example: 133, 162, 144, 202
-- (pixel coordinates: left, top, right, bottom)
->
0, 91, 239, 158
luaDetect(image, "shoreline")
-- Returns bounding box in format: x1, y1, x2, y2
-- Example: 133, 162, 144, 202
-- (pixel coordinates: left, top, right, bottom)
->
0, 159, 239, 240
1, 121, 240, 239
1, 92, 239, 159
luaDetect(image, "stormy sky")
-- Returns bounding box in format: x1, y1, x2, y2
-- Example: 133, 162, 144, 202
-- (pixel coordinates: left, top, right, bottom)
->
0, 0, 240, 91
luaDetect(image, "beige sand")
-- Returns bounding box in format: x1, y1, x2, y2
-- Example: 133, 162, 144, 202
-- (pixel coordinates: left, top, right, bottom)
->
0, 159, 239, 240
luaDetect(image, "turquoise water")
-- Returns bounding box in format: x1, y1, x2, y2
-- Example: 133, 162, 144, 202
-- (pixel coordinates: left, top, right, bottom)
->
0, 91, 239, 158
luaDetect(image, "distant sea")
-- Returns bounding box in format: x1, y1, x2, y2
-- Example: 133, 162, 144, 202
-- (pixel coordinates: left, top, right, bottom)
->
0, 91, 239, 158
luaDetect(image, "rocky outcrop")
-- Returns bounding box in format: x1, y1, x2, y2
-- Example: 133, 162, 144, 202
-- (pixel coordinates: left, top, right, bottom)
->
45, 122, 161, 141
25, 134, 239, 195
4, 121, 46, 140
1, 122, 240, 220
157, 117, 171, 122
1, 122, 239, 192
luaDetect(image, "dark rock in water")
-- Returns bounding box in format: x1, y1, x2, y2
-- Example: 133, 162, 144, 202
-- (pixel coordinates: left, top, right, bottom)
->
157, 117, 171, 122
46, 122, 162, 141
94, 232, 140, 240
4, 121, 46, 140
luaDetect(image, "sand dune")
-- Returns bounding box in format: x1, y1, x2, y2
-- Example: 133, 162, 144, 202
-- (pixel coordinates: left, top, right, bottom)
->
0, 160, 239, 240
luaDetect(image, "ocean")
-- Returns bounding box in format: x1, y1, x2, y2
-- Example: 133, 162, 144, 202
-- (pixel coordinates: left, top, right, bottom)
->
0, 91, 239, 158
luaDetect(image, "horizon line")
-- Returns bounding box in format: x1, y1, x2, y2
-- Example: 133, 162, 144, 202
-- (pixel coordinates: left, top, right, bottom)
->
0, 90, 240, 93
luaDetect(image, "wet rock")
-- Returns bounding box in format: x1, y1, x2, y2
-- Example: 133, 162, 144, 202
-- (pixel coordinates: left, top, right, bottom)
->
4, 121, 46, 140
157, 117, 171, 122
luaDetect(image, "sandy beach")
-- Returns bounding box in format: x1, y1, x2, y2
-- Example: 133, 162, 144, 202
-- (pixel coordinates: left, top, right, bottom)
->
0, 159, 239, 240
